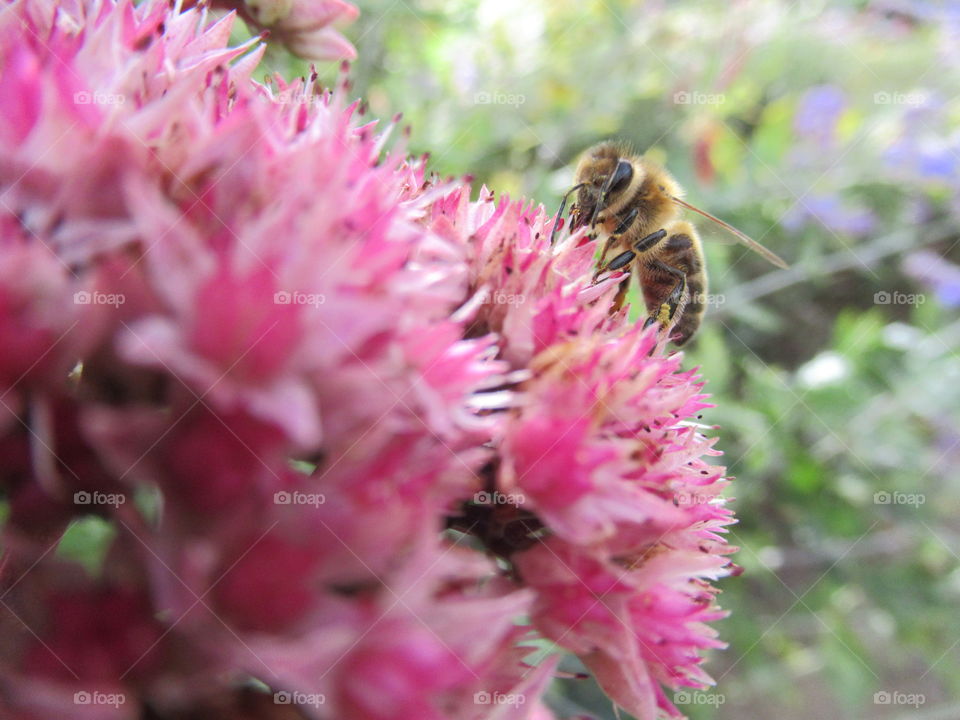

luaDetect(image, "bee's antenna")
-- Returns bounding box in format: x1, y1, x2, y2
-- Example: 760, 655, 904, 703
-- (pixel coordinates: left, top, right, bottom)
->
549, 183, 586, 245
671, 196, 789, 269
589, 158, 634, 231
589, 170, 618, 230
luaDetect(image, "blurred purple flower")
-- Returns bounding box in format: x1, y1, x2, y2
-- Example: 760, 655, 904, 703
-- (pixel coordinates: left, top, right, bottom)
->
782, 193, 877, 237
885, 136, 960, 184
881, 91, 960, 191
918, 149, 960, 179
793, 85, 846, 147
902, 250, 960, 306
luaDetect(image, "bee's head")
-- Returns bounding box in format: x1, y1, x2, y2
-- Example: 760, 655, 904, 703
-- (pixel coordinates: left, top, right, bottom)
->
572, 142, 643, 229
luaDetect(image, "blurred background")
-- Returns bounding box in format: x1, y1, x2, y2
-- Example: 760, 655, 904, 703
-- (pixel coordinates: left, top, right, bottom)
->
254, 1, 960, 717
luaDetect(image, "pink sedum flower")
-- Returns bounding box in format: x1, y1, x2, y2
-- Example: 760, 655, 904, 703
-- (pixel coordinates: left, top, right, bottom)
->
435, 192, 738, 718
0, 1, 738, 719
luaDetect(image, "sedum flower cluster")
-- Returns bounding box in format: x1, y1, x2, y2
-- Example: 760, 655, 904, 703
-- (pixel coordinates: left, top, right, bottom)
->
0, 1, 737, 718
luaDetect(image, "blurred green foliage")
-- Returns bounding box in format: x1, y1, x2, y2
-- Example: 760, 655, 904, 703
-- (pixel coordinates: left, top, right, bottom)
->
263, 1, 960, 717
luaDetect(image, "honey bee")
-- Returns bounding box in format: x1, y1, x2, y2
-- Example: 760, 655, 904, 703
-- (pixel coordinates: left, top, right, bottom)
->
551, 141, 788, 345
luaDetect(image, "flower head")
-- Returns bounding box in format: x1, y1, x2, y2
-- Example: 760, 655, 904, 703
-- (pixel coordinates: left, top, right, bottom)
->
432, 196, 737, 717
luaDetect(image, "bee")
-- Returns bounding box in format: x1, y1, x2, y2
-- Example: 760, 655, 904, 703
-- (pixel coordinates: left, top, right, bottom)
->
551, 141, 788, 345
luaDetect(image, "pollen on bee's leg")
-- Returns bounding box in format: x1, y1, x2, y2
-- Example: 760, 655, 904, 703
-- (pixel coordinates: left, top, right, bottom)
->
657, 302, 671, 325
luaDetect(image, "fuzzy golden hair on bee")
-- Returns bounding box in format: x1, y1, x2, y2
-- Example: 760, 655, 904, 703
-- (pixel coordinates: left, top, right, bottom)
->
550, 140, 788, 346
572, 140, 634, 189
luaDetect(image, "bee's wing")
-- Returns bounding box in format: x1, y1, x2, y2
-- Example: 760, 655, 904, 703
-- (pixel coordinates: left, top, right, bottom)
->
673, 198, 788, 269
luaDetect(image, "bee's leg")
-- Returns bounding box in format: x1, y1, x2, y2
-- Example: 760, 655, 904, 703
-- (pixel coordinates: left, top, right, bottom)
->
596, 235, 619, 270
594, 210, 641, 273
592, 247, 635, 282
614, 207, 640, 236
642, 259, 687, 332
611, 277, 631, 312
592, 228, 668, 281
634, 228, 667, 253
